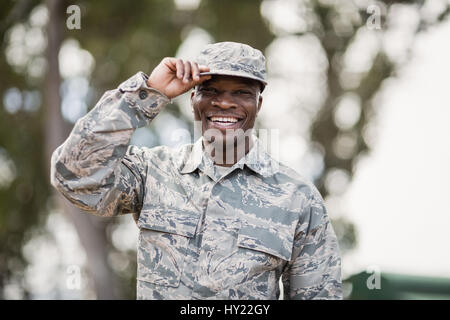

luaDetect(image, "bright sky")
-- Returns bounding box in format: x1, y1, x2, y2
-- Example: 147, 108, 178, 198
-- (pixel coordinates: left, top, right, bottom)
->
344, 18, 450, 278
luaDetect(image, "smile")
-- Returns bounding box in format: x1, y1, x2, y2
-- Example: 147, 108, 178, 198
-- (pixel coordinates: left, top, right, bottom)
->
207, 116, 244, 128
210, 116, 240, 123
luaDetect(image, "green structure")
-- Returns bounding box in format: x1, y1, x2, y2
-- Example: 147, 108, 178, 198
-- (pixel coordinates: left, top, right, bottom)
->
345, 272, 450, 300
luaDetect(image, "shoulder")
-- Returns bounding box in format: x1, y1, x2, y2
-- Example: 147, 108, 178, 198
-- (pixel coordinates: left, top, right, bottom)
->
272, 160, 323, 202
262, 159, 325, 222
270, 162, 331, 238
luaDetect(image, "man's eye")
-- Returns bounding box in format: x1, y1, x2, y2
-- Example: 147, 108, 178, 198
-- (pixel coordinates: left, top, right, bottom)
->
236, 90, 252, 96
200, 87, 217, 94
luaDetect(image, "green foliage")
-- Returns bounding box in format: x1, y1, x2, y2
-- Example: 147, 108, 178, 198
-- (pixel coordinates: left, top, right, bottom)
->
0, 0, 51, 297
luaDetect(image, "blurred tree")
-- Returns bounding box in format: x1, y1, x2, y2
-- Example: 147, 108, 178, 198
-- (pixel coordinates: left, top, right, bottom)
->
0, 0, 448, 299
45, 0, 121, 299
305, 0, 448, 253
0, 0, 50, 299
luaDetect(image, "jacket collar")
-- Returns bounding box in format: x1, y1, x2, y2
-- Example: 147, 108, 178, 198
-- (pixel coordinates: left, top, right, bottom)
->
179, 137, 203, 175
179, 136, 277, 178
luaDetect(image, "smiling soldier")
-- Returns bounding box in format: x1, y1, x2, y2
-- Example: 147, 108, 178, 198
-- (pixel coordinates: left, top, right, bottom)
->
51, 42, 342, 300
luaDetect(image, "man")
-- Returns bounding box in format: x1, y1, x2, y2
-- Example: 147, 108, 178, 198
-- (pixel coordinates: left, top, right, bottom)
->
51, 42, 342, 300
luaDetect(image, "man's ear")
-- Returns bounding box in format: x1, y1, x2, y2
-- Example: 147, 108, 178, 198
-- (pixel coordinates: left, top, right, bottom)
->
257, 95, 263, 114
191, 90, 201, 120
190, 90, 195, 106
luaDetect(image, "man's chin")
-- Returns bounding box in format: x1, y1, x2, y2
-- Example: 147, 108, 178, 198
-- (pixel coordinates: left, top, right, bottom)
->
203, 131, 253, 150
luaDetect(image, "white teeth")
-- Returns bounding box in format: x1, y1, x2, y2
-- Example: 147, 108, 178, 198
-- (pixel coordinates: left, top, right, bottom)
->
210, 116, 239, 123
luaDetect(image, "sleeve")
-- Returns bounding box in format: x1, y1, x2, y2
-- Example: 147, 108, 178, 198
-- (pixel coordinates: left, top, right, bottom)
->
282, 190, 343, 300
50, 72, 170, 220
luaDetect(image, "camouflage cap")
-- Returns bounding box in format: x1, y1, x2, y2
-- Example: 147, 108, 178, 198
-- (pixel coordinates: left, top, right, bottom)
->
195, 42, 267, 89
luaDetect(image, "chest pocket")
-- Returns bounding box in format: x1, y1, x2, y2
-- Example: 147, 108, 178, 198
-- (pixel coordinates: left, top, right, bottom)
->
211, 221, 295, 298
137, 207, 199, 287
237, 223, 294, 262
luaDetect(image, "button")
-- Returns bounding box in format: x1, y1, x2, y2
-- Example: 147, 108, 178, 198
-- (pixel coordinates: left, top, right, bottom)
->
139, 90, 148, 100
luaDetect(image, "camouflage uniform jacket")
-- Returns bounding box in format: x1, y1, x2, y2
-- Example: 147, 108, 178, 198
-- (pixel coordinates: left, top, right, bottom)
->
51, 72, 342, 300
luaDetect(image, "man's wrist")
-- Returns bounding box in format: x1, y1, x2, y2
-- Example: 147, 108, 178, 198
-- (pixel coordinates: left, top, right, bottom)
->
117, 72, 171, 120
118, 72, 170, 99
145, 78, 172, 100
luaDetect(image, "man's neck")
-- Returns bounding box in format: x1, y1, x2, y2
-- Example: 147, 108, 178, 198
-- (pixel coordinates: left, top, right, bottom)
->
203, 135, 254, 167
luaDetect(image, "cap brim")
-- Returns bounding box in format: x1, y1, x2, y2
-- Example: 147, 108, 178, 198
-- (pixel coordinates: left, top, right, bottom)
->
199, 71, 267, 86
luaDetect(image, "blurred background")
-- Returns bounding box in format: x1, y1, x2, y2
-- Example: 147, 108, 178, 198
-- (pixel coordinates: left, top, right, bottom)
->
1, 0, 449, 300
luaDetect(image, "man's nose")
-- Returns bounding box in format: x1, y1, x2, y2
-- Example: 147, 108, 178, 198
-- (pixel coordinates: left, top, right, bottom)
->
212, 92, 237, 109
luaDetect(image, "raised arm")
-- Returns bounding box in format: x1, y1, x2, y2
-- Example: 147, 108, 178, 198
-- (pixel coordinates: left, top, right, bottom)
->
50, 59, 210, 219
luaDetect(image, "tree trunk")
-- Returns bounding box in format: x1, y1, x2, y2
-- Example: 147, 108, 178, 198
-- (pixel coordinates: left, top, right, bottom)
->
44, 0, 120, 299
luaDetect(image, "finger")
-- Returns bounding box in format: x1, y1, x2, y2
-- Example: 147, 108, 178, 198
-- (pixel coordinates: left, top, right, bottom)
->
183, 61, 192, 83
176, 59, 184, 79
163, 57, 177, 71
192, 62, 200, 81
198, 65, 210, 73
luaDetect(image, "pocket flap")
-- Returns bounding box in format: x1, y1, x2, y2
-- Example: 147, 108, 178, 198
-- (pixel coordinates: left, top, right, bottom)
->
237, 224, 294, 261
138, 206, 199, 238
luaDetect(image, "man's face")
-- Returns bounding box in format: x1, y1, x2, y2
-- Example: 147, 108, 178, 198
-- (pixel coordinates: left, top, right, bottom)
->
190, 75, 263, 143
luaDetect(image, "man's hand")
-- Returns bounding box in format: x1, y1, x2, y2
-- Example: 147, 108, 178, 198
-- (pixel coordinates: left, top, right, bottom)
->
146, 58, 211, 99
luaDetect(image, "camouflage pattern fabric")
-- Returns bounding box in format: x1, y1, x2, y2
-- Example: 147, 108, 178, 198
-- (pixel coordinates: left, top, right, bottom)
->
51, 71, 342, 300
195, 41, 267, 88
